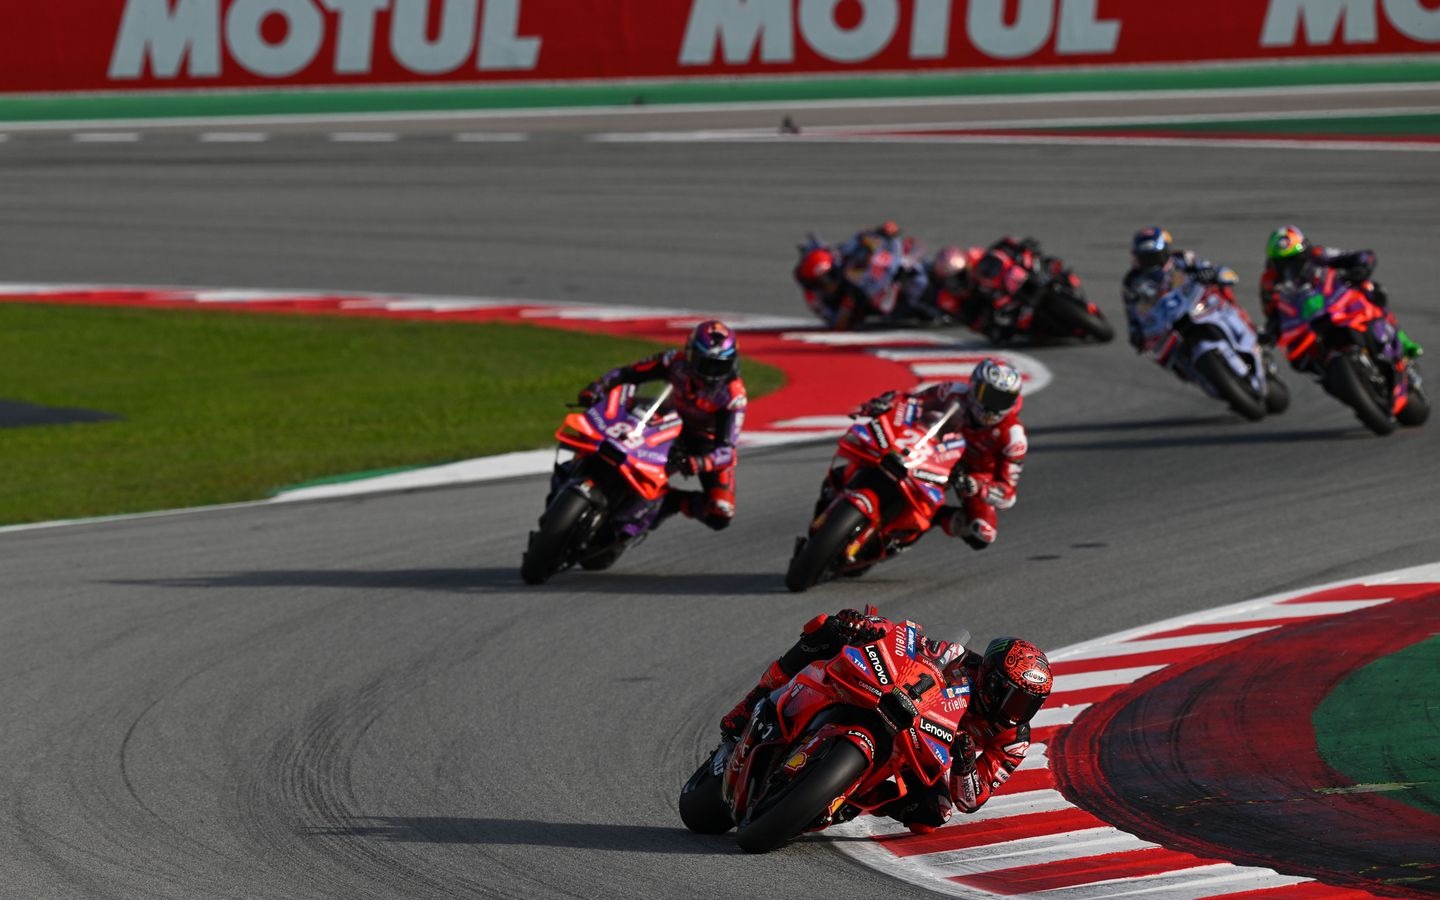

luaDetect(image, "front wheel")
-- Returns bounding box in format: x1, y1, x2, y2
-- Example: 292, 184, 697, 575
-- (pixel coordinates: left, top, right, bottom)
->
735, 739, 870, 854
520, 488, 597, 585
1264, 375, 1291, 415
785, 503, 869, 593
1325, 354, 1396, 436
1398, 371, 1429, 427
1195, 350, 1266, 421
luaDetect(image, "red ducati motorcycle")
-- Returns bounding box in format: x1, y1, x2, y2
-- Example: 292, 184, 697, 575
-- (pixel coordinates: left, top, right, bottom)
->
784, 400, 965, 592
679, 609, 970, 853
972, 244, 1114, 344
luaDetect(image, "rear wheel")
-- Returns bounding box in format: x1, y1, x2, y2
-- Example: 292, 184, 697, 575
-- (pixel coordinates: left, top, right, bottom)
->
1195, 351, 1266, 421
1037, 291, 1114, 343
1325, 354, 1396, 436
785, 503, 869, 593
1264, 375, 1291, 414
520, 488, 596, 585
735, 739, 869, 854
679, 749, 735, 835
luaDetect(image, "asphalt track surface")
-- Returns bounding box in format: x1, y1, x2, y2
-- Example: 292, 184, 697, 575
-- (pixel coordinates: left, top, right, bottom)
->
2, 90, 1439, 898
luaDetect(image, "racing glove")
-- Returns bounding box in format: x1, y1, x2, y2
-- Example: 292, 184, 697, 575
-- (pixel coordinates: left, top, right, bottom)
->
950, 731, 983, 813
667, 445, 702, 476
827, 608, 886, 645
578, 381, 606, 406
952, 470, 979, 498
860, 391, 897, 418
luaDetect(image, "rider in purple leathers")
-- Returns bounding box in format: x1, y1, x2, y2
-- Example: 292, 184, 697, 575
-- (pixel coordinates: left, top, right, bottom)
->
579, 320, 747, 530
795, 221, 930, 329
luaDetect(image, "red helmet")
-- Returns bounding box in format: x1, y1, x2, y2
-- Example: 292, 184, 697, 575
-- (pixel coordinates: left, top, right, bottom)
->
975, 637, 1052, 728
796, 248, 840, 290
972, 250, 1012, 294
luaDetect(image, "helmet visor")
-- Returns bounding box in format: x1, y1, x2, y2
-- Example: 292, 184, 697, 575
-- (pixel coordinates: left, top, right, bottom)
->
688, 348, 736, 381
990, 682, 1046, 727
973, 379, 1019, 418
1134, 249, 1168, 270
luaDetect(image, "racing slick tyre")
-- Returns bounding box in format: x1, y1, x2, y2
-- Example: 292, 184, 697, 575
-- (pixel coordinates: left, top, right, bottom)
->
1397, 374, 1429, 427
785, 503, 869, 593
1038, 293, 1115, 343
735, 739, 869, 854
1195, 350, 1266, 421
1264, 376, 1291, 415
679, 749, 735, 834
578, 544, 623, 571
1325, 355, 1396, 436
520, 488, 595, 585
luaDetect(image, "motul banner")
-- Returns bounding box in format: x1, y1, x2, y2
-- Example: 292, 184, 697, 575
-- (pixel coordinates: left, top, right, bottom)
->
4, 0, 1439, 94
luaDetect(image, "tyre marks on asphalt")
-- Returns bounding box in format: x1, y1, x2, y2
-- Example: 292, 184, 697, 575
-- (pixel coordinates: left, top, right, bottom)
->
833, 564, 1440, 898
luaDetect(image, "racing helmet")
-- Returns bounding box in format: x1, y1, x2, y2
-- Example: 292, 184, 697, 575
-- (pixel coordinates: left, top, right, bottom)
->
975, 637, 1052, 728
931, 246, 972, 295
796, 247, 840, 291
1266, 225, 1310, 284
971, 251, 1010, 295
1131, 226, 1173, 271
685, 320, 739, 384
966, 358, 1022, 426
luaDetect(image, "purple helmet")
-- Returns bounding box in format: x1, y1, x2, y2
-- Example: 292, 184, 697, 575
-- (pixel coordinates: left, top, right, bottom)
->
685, 320, 738, 383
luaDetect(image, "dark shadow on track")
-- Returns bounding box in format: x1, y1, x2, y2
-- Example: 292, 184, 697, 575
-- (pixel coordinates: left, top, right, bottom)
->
304, 817, 734, 854
104, 568, 791, 596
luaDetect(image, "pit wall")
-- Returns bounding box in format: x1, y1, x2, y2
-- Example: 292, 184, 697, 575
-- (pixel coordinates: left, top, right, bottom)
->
6, 0, 1440, 95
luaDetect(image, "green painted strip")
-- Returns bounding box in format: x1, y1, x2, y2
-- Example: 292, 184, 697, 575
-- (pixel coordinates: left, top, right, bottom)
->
1314, 634, 1440, 818
2, 59, 1439, 124
269, 465, 427, 495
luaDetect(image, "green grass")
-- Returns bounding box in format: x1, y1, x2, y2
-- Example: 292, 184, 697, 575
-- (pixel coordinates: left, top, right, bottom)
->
0, 303, 782, 525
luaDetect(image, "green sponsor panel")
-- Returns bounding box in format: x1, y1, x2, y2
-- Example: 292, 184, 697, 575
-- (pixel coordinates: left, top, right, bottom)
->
1314, 634, 1440, 817
2, 59, 1439, 124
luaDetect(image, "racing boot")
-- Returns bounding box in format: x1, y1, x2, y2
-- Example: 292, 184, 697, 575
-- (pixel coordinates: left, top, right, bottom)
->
650, 489, 703, 532
938, 506, 989, 551
1400, 330, 1423, 359
719, 660, 789, 740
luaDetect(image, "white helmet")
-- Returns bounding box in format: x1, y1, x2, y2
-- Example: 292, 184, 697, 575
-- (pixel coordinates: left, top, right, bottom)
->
967, 358, 1022, 426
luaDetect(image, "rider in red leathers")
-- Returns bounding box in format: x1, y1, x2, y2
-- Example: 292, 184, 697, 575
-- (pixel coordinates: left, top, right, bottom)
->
577, 320, 747, 530
814, 358, 1027, 550
794, 220, 930, 329
718, 608, 1053, 832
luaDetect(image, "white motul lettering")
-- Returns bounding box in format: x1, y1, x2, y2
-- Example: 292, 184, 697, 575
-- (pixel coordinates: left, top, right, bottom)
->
1260, 0, 1378, 46
910, 0, 950, 58
799, 0, 897, 64
1056, 0, 1120, 54
109, 0, 221, 79
391, 0, 477, 75
967, 0, 1052, 60
478, 0, 541, 70
320, 0, 387, 75
226, 0, 324, 77
1384, 0, 1440, 40
679, 0, 795, 65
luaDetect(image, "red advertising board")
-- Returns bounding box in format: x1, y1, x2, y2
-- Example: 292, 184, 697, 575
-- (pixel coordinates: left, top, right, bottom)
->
3, 0, 1438, 94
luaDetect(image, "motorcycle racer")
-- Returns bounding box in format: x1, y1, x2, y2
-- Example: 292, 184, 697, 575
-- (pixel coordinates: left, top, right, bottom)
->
718, 608, 1052, 832
1122, 226, 1245, 352
794, 220, 930, 329
1259, 225, 1422, 359
575, 320, 746, 530
958, 235, 1072, 343
815, 358, 1026, 551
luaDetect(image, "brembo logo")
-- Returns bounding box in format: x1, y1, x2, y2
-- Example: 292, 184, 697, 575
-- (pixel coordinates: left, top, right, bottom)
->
863, 645, 890, 686
109, 0, 541, 80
